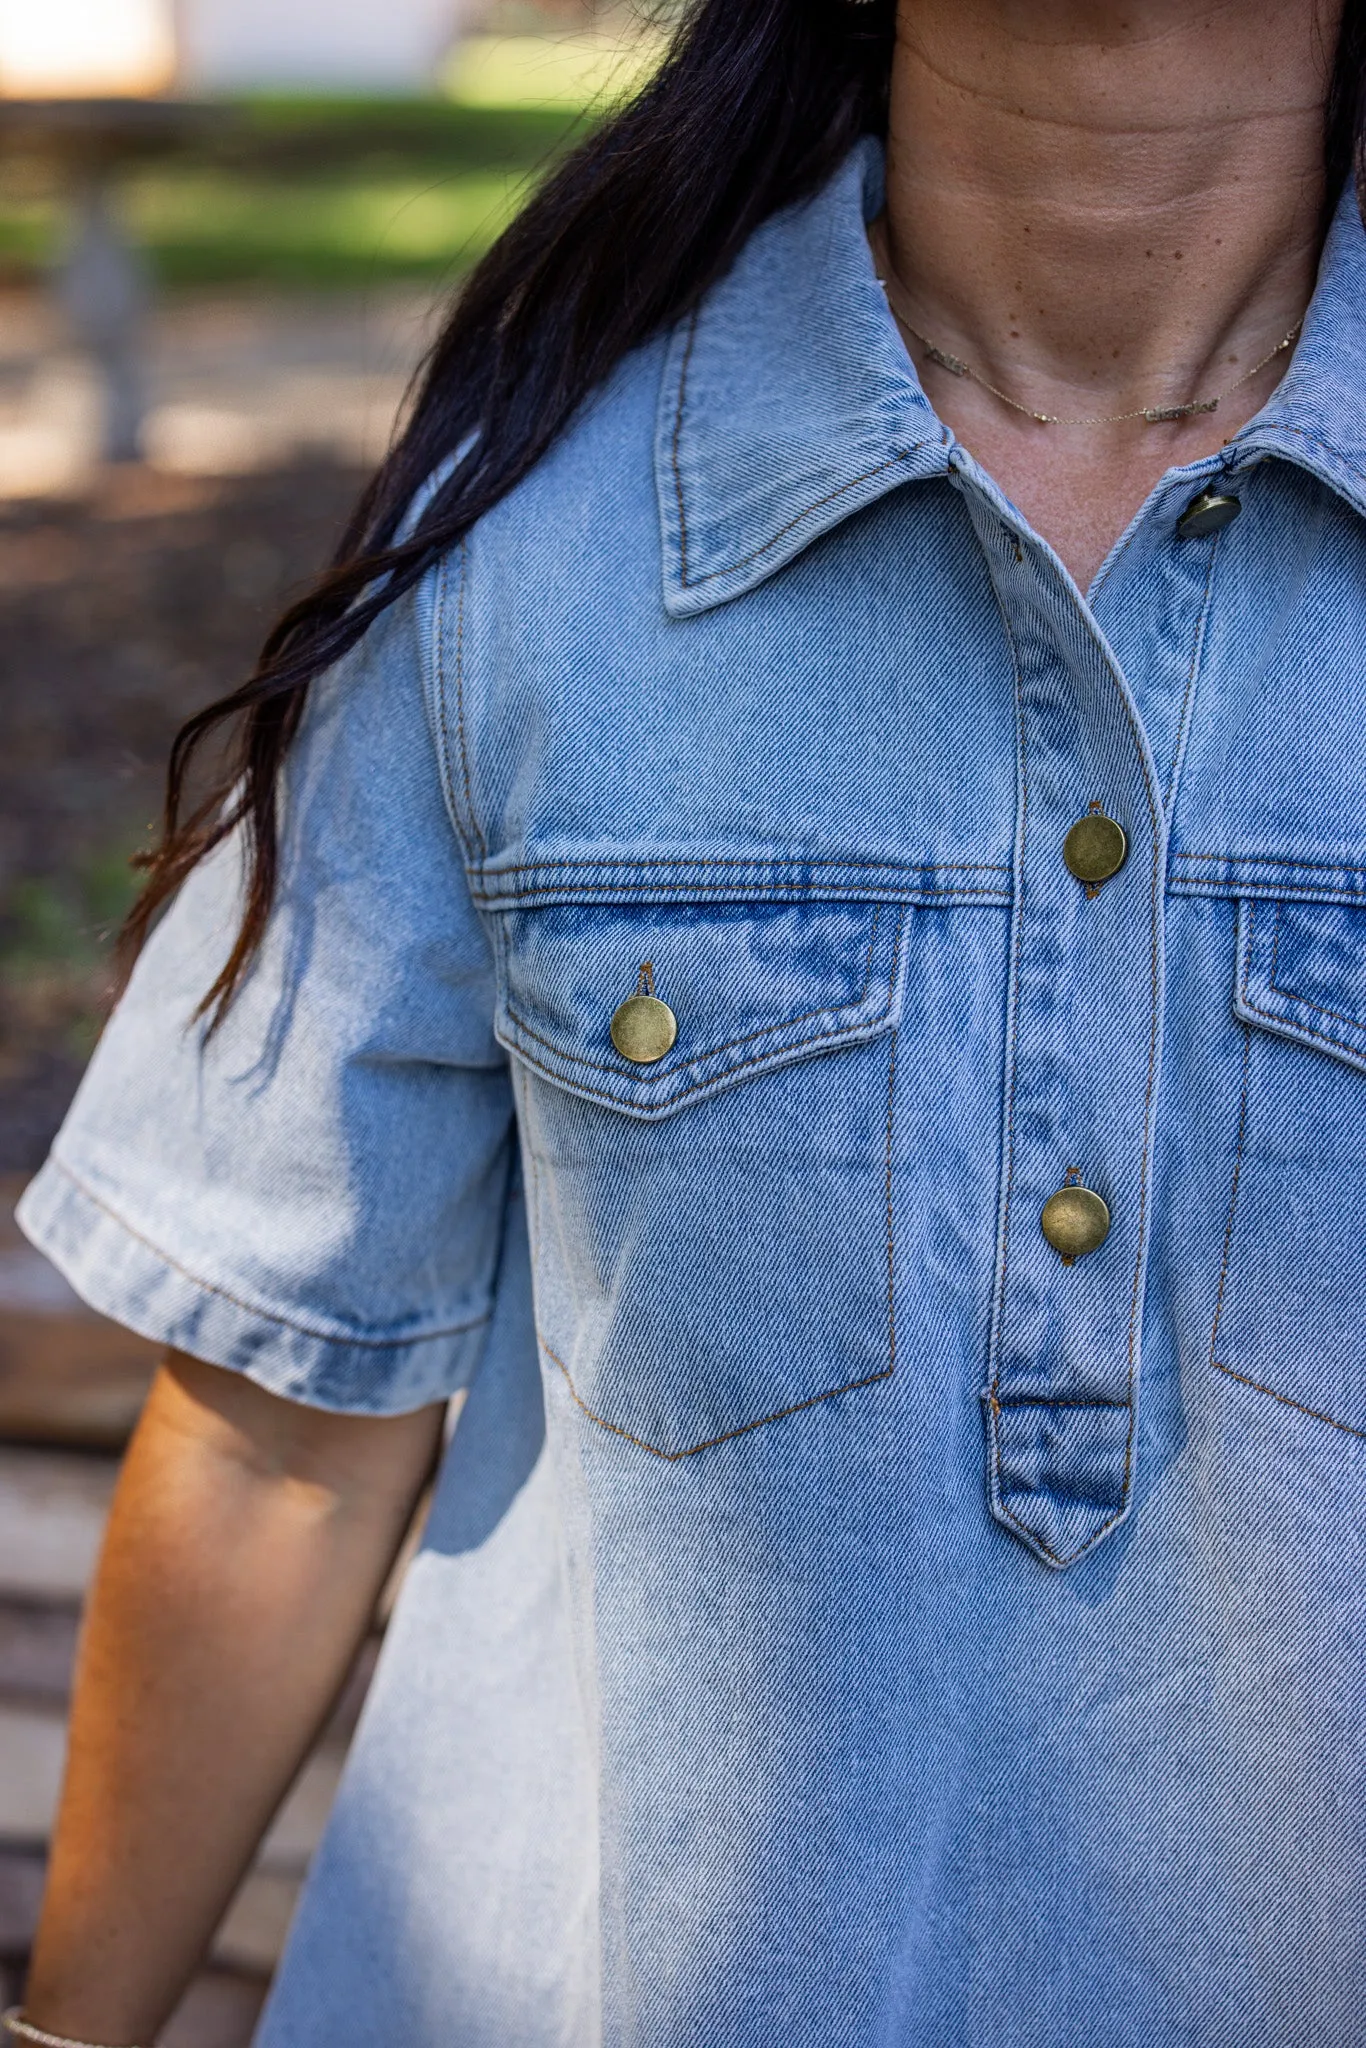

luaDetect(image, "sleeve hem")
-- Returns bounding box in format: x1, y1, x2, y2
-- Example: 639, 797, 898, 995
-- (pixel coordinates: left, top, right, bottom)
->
15, 1158, 491, 1417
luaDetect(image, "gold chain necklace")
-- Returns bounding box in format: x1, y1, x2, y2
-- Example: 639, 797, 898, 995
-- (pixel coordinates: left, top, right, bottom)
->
876, 269, 1302, 428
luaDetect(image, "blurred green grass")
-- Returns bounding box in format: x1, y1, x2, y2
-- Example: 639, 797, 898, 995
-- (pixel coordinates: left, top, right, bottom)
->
0, 855, 140, 1065
444, 30, 666, 109
125, 165, 531, 287
0, 28, 675, 288
4, 855, 136, 974
0, 95, 604, 288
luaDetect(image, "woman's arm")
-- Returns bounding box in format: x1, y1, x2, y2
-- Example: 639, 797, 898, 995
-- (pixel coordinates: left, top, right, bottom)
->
18, 1351, 444, 2048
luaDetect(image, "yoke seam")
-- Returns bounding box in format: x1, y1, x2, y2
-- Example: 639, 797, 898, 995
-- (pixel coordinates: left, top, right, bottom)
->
1177, 852, 1366, 872
472, 855, 1012, 878
474, 882, 1004, 908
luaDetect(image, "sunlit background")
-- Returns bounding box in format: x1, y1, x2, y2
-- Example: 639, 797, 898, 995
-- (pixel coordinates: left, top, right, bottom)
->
0, 5, 664, 2040
0, 0, 176, 97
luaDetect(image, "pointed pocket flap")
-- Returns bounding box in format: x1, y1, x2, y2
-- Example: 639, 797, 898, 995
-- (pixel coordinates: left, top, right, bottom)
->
495, 899, 906, 1120
1235, 896, 1366, 1075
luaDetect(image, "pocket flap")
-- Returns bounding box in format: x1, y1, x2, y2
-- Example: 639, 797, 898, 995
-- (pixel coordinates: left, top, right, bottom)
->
495, 899, 905, 1118
1235, 897, 1366, 1074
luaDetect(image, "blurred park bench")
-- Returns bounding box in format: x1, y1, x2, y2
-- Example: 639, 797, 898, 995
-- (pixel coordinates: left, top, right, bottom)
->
0, 92, 589, 461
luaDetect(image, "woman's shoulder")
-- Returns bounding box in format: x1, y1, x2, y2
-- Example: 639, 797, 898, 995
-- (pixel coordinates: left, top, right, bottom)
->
467, 328, 674, 563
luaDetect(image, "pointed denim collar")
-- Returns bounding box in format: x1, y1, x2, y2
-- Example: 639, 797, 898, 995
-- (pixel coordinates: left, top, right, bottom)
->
655, 138, 949, 617
656, 142, 1366, 617
1235, 174, 1366, 513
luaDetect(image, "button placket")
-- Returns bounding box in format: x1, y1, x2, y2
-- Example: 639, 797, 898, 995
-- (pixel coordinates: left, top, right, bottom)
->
974, 511, 1166, 1569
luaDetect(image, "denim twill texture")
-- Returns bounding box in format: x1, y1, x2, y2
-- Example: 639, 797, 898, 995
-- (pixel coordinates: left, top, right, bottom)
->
18, 139, 1366, 2044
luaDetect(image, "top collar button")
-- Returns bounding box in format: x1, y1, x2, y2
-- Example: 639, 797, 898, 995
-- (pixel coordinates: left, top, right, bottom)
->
1177, 489, 1242, 540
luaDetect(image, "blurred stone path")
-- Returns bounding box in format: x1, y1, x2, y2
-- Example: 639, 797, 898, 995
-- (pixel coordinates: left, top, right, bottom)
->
0, 283, 441, 497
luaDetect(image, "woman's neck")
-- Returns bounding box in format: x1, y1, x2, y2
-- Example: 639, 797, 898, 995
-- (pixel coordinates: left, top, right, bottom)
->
878, 0, 1340, 587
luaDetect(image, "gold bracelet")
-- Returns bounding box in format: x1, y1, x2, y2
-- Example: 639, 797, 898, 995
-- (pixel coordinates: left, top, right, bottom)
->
2, 2008, 146, 2048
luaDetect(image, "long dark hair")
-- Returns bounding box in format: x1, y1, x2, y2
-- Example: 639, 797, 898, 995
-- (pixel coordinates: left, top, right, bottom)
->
123, 0, 1364, 1017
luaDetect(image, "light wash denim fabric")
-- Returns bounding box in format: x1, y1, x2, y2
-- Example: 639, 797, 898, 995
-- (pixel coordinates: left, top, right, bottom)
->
19, 140, 1366, 2043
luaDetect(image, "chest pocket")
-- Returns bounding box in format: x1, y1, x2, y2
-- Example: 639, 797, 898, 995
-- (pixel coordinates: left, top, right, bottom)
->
493, 897, 907, 1457
1216, 895, 1366, 1439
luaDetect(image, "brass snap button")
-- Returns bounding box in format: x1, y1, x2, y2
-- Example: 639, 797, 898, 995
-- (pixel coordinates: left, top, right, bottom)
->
1063, 808, 1128, 886
1177, 489, 1241, 541
1040, 1181, 1111, 1265
610, 963, 677, 1065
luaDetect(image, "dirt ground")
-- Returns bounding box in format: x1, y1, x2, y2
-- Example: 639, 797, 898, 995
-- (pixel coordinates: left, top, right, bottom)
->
0, 459, 371, 1170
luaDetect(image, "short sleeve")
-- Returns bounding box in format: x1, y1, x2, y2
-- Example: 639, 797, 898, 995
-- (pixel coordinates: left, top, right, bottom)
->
17, 567, 514, 1415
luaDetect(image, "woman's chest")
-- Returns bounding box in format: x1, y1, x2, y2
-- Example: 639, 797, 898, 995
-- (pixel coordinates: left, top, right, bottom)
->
441, 459, 1366, 1556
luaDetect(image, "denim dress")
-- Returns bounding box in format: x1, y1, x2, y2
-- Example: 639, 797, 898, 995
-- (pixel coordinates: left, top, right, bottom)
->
20, 140, 1366, 2045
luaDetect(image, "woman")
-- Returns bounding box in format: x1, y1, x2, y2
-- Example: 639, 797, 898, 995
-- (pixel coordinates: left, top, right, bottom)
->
7, 1, 1362, 2042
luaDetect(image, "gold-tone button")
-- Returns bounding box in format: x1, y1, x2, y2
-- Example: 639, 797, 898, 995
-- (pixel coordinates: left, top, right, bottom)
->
610, 964, 677, 1064
1040, 1182, 1111, 1264
610, 994, 677, 1064
1177, 489, 1241, 541
1063, 809, 1127, 886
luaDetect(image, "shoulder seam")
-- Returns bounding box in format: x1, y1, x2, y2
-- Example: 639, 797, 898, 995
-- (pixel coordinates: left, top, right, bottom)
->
430, 539, 487, 859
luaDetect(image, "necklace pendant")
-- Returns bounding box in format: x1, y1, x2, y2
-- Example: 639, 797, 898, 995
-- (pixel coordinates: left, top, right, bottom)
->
1143, 398, 1220, 425
924, 342, 970, 379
